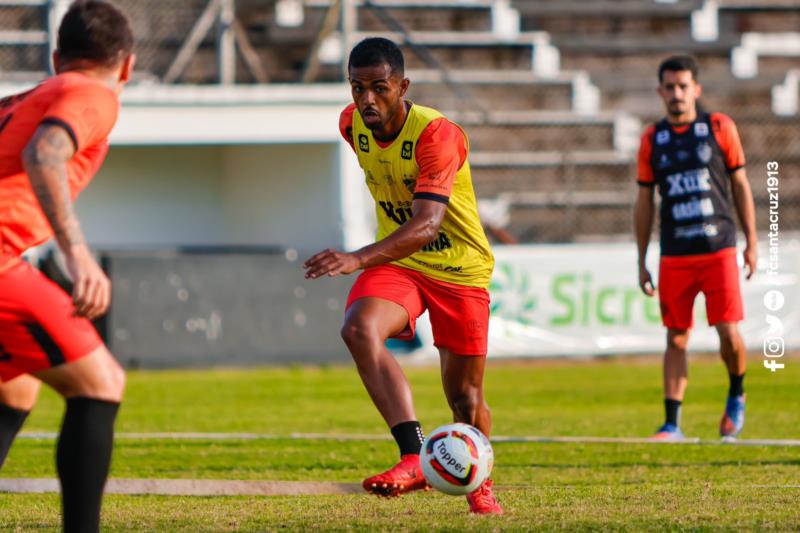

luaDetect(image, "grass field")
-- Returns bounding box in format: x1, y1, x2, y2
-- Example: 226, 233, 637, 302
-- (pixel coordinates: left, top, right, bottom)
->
1, 354, 799, 531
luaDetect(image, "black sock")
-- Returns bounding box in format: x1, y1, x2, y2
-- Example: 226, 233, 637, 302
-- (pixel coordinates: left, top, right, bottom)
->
0, 404, 29, 468
390, 421, 424, 456
728, 373, 745, 397
57, 397, 119, 533
664, 398, 682, 427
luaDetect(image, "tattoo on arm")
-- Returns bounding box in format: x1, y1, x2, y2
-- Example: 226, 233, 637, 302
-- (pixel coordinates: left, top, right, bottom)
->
22, 125, 84, 249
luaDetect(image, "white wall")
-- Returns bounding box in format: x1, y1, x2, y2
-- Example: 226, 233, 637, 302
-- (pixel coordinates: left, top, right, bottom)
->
76, 143, 344, 251
76, 146, 225, 247
221, 144, 341, 251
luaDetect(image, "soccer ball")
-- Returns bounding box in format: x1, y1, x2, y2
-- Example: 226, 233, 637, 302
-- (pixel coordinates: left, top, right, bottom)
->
420, 423, 493, 495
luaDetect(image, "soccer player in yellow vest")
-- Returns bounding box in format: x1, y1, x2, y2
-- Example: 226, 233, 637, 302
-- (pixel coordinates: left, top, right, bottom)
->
304, 38, 501, 514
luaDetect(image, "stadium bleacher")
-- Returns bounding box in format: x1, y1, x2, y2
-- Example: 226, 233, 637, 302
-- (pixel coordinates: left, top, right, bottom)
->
1, 0, 796, 241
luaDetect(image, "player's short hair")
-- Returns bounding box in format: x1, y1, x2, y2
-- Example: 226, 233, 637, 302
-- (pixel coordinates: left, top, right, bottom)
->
57, 0, 134, 68
658, 55, 699, 83
348, 37, 405, 78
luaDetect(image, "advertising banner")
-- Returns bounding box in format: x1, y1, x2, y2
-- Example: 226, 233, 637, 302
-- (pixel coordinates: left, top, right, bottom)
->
406, 241, 800, 360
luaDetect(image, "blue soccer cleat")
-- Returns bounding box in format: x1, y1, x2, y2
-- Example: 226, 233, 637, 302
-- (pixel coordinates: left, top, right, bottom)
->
651, 423, 685, 441
720, 394, 746, 438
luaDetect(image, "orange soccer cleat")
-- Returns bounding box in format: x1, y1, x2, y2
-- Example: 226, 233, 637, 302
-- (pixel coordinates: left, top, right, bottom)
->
362, 454, 430, 498
466, 479, 504, 514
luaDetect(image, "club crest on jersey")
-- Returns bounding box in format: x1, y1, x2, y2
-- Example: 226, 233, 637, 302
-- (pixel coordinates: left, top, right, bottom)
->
401, 141, 413, 160
656, 130, 670, 145
694, 122, 709, 137
358, 134, 369, 152
696, 142, 712, 164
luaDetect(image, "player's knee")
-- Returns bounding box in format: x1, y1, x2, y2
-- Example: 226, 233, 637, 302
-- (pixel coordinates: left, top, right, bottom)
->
106, 358, 126, 399
340, 319, 381, 349
0, 376, 41, 411
61, 348, 126, 402
716, 323, 740, 346
448, 387, 482, 424
666, 330, 689, 352
81, 356, 125, 402
667, 338, 688, 352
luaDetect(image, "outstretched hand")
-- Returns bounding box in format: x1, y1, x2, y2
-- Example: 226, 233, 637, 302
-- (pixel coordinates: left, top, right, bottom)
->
304, 248, 362, 279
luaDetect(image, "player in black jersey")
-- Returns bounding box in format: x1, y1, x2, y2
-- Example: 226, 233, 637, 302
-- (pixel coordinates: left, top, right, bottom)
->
633, 55, 757, 440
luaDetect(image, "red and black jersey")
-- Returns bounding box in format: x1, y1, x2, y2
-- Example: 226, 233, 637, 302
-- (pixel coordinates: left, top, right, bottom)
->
638, 112, 745, 257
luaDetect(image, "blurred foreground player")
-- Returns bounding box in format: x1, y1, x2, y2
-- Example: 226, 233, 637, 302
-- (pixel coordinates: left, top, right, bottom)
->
634, 56, 757, 441
0, 1, 134, 530
304, 38, 501, 514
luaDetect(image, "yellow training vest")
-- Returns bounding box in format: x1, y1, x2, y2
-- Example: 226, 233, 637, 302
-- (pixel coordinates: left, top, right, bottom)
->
352, 103, 494, 288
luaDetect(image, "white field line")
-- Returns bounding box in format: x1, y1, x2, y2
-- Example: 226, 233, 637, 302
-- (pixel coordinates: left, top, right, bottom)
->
16, 432, 800, 447
1, 478, 798, 496
0, 478, 362, 496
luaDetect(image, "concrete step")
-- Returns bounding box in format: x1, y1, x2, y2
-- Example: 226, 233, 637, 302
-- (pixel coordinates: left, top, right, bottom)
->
470, 151, 634, 197
357, 5, 492, 33
506, 203, 633, 242
0, 30, 47, 45
406, 71, 577, 112
522, 12, 692, 40
719, 5, 800, 33
463, 121, 615, 152
351, 31, 551, 71
512, 0, 700, 16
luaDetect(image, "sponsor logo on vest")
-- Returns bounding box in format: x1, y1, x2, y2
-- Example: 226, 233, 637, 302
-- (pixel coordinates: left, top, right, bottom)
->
422, 232, 453, 253
666, 168, 712, 197
696, 142, 712, 164
672, 197, 714, 221
401, 141, 413, 160
379, 200, 413, 225
409, 257, 463, 272
656, 130, 670, 145
677, 150, 690, 161
358, 134, 369, 152
674, 223, 719, 239
694, 122, 709, 137
658, 154, 672, 169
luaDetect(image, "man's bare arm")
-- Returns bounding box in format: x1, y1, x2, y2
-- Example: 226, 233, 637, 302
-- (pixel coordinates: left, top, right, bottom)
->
356, 199, 447, 268
730, 168, 758, 279
634, 185, 656, 295
22, 124, 111, 318
22, 124, 83, 250
304, 199, 447, 278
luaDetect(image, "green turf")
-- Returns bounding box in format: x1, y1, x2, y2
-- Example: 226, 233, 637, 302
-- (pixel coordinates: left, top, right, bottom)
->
2, 354, 799, 531
3, 486, 799, 533
16, 354, 800, 438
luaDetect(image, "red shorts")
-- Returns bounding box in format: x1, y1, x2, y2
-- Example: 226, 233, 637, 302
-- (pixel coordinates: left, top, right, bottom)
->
0, 261, 102, 382
346, 264, 490, 355
658, 248, 744, 330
